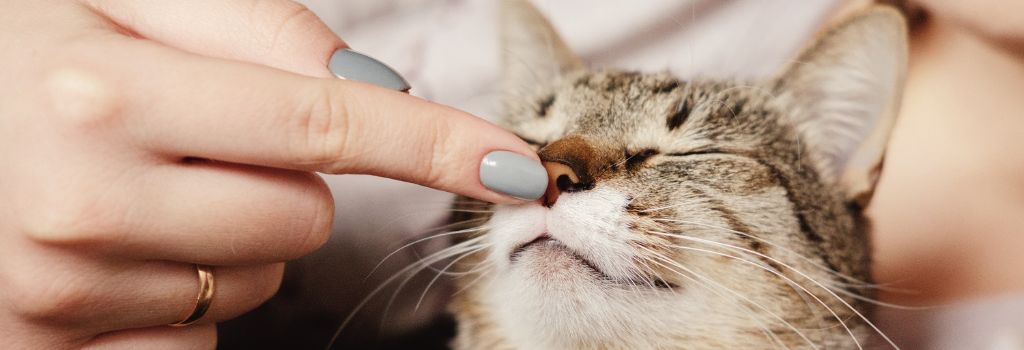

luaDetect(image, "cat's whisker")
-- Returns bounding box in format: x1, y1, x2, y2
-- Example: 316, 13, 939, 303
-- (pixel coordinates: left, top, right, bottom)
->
449, 205, 497, 211
830, 279, 920, 294
639, 262, 666, 292
653, 236, 859, 348
642, 250, 814, 350
631, 253, 786, 349
647, 231, 828, 331
420, 216, 489, 231
651, 218, 881, 288
415, 217, 489, 236
382, 240, 490, 320
414, 245, 490, 312
829, 287, 933, 310
648, 229, 901, 350
448, 209, 497, 214
717, 84, 782, 101
636, 247, 813, 350
451, 266, 492, 297
612, 150, 643, 169
432, 259, 494, 277
378, 241, 491, 336
451, 198, 493, 204
635, 202, 695, 213
618, 262, 645, 296
648, 229, 831, 328
328, 237, 488, 349
365, 224, 489, 281
629, 254, 663, 291
413, 242, 490, 276
358, 206, 487, 236
680, 244, 881, 334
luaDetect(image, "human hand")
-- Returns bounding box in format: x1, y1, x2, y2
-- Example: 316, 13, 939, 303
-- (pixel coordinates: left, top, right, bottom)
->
0, 0, 545, 348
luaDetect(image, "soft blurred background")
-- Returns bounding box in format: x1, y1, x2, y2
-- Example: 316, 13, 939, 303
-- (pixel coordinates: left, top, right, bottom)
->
218, 1, 1024, 349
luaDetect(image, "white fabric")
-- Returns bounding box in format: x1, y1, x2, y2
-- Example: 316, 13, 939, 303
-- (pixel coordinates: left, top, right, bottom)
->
304, 0, 836, 118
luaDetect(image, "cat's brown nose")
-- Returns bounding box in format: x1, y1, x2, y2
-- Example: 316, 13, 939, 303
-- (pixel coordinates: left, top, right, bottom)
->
538, 136, 604, 207
542, 161, 580, 207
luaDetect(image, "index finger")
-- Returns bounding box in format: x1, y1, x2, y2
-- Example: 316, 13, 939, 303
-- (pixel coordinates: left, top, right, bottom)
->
99, 40, 547, 204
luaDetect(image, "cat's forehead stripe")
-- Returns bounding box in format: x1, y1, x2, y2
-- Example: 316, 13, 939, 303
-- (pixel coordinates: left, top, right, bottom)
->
666, 98, 691, 131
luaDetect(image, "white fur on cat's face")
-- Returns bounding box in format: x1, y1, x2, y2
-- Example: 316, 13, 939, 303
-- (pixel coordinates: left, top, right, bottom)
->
480, 186, 795, 349
484, 187, 670, 349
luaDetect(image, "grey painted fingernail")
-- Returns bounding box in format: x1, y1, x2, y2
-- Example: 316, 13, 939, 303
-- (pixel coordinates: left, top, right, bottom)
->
480, 151, 548, 201
329, 48, 411, 92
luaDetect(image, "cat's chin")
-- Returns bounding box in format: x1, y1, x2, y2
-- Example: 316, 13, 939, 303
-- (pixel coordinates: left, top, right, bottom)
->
511, 235, 609, 283
509, 235, 676, 290
484, 248, 687, 350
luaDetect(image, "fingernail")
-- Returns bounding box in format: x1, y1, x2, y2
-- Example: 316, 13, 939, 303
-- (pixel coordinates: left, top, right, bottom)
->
329, 48, 411, 92
480, 151, 548, 201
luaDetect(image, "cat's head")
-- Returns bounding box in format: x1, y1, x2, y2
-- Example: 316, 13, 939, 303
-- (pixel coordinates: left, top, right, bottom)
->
449, 1, 907, 348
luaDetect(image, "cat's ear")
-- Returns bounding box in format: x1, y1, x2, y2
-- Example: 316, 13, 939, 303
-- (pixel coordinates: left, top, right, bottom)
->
774, 7, 908, 206
500, 0, 584, 99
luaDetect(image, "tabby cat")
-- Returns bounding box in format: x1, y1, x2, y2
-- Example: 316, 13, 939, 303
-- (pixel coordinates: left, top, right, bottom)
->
447, 1, 907, 348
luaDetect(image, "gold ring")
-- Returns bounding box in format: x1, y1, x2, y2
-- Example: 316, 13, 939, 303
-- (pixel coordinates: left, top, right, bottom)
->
170, 264, 215, 327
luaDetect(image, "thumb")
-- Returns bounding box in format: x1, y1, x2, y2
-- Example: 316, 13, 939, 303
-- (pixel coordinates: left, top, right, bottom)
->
84, 0, 343, 77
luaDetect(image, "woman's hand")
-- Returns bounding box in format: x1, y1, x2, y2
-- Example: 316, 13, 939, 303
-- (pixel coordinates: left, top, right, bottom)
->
0, 0, 545, 348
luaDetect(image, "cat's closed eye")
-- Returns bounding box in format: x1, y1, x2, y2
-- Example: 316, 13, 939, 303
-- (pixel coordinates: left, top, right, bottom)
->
663, 149, 730, 158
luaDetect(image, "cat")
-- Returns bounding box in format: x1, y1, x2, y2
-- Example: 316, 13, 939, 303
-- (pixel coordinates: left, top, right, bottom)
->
445, 1, 908, 349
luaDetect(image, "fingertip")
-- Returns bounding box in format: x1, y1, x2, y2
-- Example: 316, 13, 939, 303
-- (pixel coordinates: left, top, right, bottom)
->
328, 48, 410, 92
479, 150, 547, 202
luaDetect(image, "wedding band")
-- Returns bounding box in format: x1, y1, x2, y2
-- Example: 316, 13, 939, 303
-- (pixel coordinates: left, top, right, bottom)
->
170, 264, 215, 327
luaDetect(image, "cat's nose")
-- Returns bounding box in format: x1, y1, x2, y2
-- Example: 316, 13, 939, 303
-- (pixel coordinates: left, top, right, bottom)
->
538, 136, 602, 207
542, 161, 580, 207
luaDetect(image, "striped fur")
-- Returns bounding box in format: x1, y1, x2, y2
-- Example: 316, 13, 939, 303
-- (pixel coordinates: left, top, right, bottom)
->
447, 2, 907, 349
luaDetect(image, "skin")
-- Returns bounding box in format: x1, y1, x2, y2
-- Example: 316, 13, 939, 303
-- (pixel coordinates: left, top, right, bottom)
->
841, 1, 1024, 305
912, 0, 1024, 53
0, 0, 539, 348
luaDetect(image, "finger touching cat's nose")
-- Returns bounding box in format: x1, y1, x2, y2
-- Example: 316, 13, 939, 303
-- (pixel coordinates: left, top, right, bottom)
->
480, 151, 548, 201
306, 82, 547, 204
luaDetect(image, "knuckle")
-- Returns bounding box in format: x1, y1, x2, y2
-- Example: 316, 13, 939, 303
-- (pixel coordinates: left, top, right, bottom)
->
254, 1, 327, 53
254, 264, 285, 304
282, 177, 334, 259
421, 118, 455, 187
5, 268, 93, 322
20, 193, 121, 245
192, 327, 219, 350
41, 66, 123, 130
298, 179, 334, 254
232, 265, 284, 315
289, 85, 351, 171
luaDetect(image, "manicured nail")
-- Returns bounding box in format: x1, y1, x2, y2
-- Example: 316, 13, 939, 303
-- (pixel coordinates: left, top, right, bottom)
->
329, 48, 411, 92
480, 151, 548, 201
